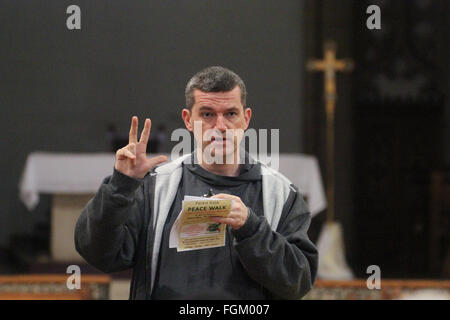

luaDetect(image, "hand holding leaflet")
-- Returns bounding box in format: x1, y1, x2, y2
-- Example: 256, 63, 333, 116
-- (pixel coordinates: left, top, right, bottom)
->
169, 195, 233, 252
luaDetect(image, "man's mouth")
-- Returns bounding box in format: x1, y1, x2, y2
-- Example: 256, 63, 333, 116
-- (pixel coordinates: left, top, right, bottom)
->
209, 135, 233, 146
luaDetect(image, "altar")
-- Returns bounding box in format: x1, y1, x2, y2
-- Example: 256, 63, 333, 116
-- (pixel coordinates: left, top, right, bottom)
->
19, 152, 326, 263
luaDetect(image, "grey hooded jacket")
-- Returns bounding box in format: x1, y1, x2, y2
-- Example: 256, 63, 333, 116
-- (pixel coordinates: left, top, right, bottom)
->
74, 154, 318, 299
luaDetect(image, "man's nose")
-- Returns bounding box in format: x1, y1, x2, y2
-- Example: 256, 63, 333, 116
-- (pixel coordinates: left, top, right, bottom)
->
214, 114, 227, 131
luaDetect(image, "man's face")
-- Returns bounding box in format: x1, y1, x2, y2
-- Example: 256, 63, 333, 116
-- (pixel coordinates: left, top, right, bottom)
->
182, 86, 251, 162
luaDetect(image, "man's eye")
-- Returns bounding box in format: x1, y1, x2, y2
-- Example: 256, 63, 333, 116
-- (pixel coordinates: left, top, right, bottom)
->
226, 112, 237, 117
202, 112, 213, 118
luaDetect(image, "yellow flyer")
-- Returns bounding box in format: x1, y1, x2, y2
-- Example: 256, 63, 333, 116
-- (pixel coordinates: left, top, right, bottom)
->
177, 199, 232, 252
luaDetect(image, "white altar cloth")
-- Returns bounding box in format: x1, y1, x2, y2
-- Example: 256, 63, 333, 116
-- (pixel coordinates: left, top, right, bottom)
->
19, 152, 326, 217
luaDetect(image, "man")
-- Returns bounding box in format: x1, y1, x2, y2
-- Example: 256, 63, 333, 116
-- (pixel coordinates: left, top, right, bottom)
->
75, 66, 318, 299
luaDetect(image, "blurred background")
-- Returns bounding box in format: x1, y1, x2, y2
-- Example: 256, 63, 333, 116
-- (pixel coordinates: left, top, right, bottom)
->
0, 0, 448, 299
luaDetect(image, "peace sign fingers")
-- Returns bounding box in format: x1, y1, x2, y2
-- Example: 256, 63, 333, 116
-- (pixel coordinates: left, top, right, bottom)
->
117, 115, 166, 179
129, 116, 152, 146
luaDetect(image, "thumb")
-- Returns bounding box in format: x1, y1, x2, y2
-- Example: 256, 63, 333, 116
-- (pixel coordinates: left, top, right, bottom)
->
211, 193, 231, 199
143, 155, 169, 172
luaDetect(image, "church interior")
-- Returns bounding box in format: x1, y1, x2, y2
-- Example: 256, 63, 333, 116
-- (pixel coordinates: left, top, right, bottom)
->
0, 0, 449, 300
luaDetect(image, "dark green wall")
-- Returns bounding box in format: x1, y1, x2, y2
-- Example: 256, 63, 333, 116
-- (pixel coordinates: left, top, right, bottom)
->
0, 1, 305, 246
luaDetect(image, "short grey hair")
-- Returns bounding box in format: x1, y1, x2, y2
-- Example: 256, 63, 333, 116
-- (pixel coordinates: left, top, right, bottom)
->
185, 66, 247, 110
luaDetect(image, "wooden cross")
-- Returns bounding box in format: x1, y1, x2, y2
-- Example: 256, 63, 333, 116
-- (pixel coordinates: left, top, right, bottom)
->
307, 40, 354, 222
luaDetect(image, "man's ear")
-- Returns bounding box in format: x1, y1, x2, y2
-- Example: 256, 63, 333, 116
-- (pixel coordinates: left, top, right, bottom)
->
182, 108, 193, 132
243, 107, 252, 130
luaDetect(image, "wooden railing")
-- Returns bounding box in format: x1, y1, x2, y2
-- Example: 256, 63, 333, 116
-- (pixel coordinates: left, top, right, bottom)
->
304, 279, 450, 300
314, 279, 450, 288
0, 274, 111, 300
1, 276, 448, 300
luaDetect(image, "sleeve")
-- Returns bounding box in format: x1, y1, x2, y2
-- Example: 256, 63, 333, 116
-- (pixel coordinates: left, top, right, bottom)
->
231, 189, 318, 300
74, 168, 146, 273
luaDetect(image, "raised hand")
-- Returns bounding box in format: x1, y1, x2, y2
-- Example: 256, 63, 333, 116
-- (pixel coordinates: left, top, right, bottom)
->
114, 116, 168, 179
